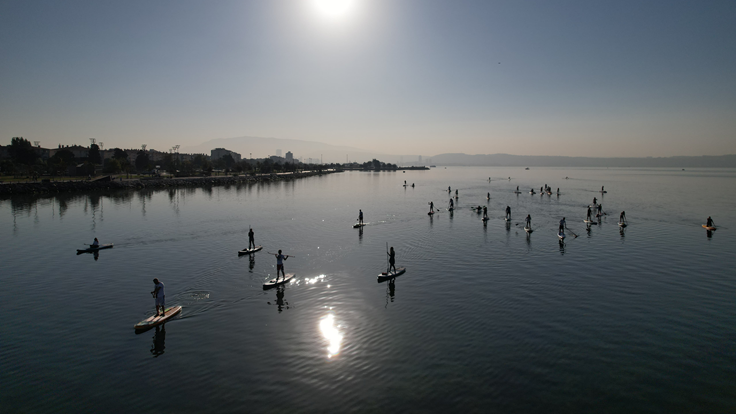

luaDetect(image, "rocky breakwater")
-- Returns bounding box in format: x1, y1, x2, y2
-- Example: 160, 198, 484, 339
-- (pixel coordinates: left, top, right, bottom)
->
0, 170, 339, 196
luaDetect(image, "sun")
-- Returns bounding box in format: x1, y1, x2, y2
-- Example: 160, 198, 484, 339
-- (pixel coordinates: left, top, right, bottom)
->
311, 0, 358, 21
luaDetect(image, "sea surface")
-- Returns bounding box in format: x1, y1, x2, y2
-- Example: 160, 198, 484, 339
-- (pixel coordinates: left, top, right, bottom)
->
1, 167, 735, 413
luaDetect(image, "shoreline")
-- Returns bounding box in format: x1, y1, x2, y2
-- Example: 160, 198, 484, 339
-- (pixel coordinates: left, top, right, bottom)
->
0, 170, 340, 196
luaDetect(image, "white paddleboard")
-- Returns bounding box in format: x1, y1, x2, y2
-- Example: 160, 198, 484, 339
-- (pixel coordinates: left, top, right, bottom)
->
524, 226, 533, 233
263, 273, 295, 289
619, 222, 627, 228
134, 306, 182, 330
353, 223, 366, 228
238, 245, 263, 255
378, 267, 406, 282
558, 232, 566, 240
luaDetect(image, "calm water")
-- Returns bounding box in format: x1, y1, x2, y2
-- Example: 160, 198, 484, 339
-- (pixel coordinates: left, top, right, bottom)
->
2, 167, 735, 413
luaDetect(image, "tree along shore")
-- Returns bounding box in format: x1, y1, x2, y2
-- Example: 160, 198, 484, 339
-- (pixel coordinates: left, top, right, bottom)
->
0, 170, 340, 196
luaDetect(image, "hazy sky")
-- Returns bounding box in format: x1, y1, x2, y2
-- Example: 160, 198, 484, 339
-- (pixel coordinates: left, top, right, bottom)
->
1, 0, 735, 157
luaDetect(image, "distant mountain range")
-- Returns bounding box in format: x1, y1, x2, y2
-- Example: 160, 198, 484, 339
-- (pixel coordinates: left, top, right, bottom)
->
431, 153, 736, 168
181, 136, 736, 167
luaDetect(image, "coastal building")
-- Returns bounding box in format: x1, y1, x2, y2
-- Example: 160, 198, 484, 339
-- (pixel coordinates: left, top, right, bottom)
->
211, 148, 242, 162
285, 151, 294, 163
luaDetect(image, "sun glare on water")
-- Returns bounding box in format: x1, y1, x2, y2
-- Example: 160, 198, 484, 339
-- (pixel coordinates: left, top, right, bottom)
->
311, 0, 358, 21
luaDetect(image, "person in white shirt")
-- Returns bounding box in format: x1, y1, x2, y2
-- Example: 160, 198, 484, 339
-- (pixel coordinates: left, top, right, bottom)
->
151, 278, 165, 316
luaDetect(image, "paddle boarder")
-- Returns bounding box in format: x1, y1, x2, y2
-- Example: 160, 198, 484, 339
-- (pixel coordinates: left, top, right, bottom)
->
597, 204, 603, 216
586, 206, 592, 221
151, 278, 165, 316
525, 214, 532, 228
601, 186, 605, 192
487, 192, 490, 199
455, 189, 458, 198
358, 209, 364, 226
248, 227, 255, 249
387, 246, 396, 274
593, 197, 597, 205
449, 198, 454, 210
483, 206, 488, 219
559, 217, 566, 234
619, 211, 627, 224
707, 216, 715, 227
505, 206, 511, 220
448, 186, 451, 193
429, 201, 434, 213
92, 238, 99, 247
516, 186, 519, 192
274, 250, 290, 282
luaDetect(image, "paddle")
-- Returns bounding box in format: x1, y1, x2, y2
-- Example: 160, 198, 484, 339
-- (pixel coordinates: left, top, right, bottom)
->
566, 226, 579, 238
267, 252, 296, 258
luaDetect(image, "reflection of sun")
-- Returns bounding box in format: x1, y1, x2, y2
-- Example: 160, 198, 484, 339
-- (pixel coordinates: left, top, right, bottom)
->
319, 313, 343, 358
312, 0, 357, 21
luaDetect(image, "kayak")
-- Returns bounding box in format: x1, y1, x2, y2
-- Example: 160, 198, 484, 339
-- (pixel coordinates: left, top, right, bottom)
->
238, 245, 263, 255
134, 306, 182, 330
702, 225, 717, 231
377, 267, 406, 282
77, 244, 113, 253
263, 273, 295, 289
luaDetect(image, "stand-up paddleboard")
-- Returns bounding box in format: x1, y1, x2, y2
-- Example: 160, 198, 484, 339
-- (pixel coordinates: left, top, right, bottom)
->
377, 267, 406, 282
618, 222, 627, 228
447, 207, 454, 212
353, 223, 366, 228
558, 232, 566, 240
428, 211, 435, 215
134, 306, 182, 330
505, 217, 511, 222
238, 245, 263, 255
600, 191, 607, 194
702, 224, 717, 231
482, 217, 489, 222
524, 226, 533, 233
263, 273, 295, 290
529, 191, 535, 194
583, 219, 598, 225
77, 244, 113, 253
514, 191, 522, 194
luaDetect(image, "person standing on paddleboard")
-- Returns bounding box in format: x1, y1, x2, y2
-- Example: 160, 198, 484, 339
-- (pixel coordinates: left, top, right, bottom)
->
92, 238, 99, 247
151, 278, 165, 316
429, 201, 434, 213
586, 206, 592, 221
593, 197, 597, 205
387, 247, 396, 274
526, 214, 532, 228
505, 206, 511, 220
619, 211, 627, 224
274, 250, 289, 282
358, 209, 364, 226
559, 217, 566, 234
248, 227, 255, 249
707, 216, 715, 227
449, 198, 454, 210
483, 206, 488, 219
